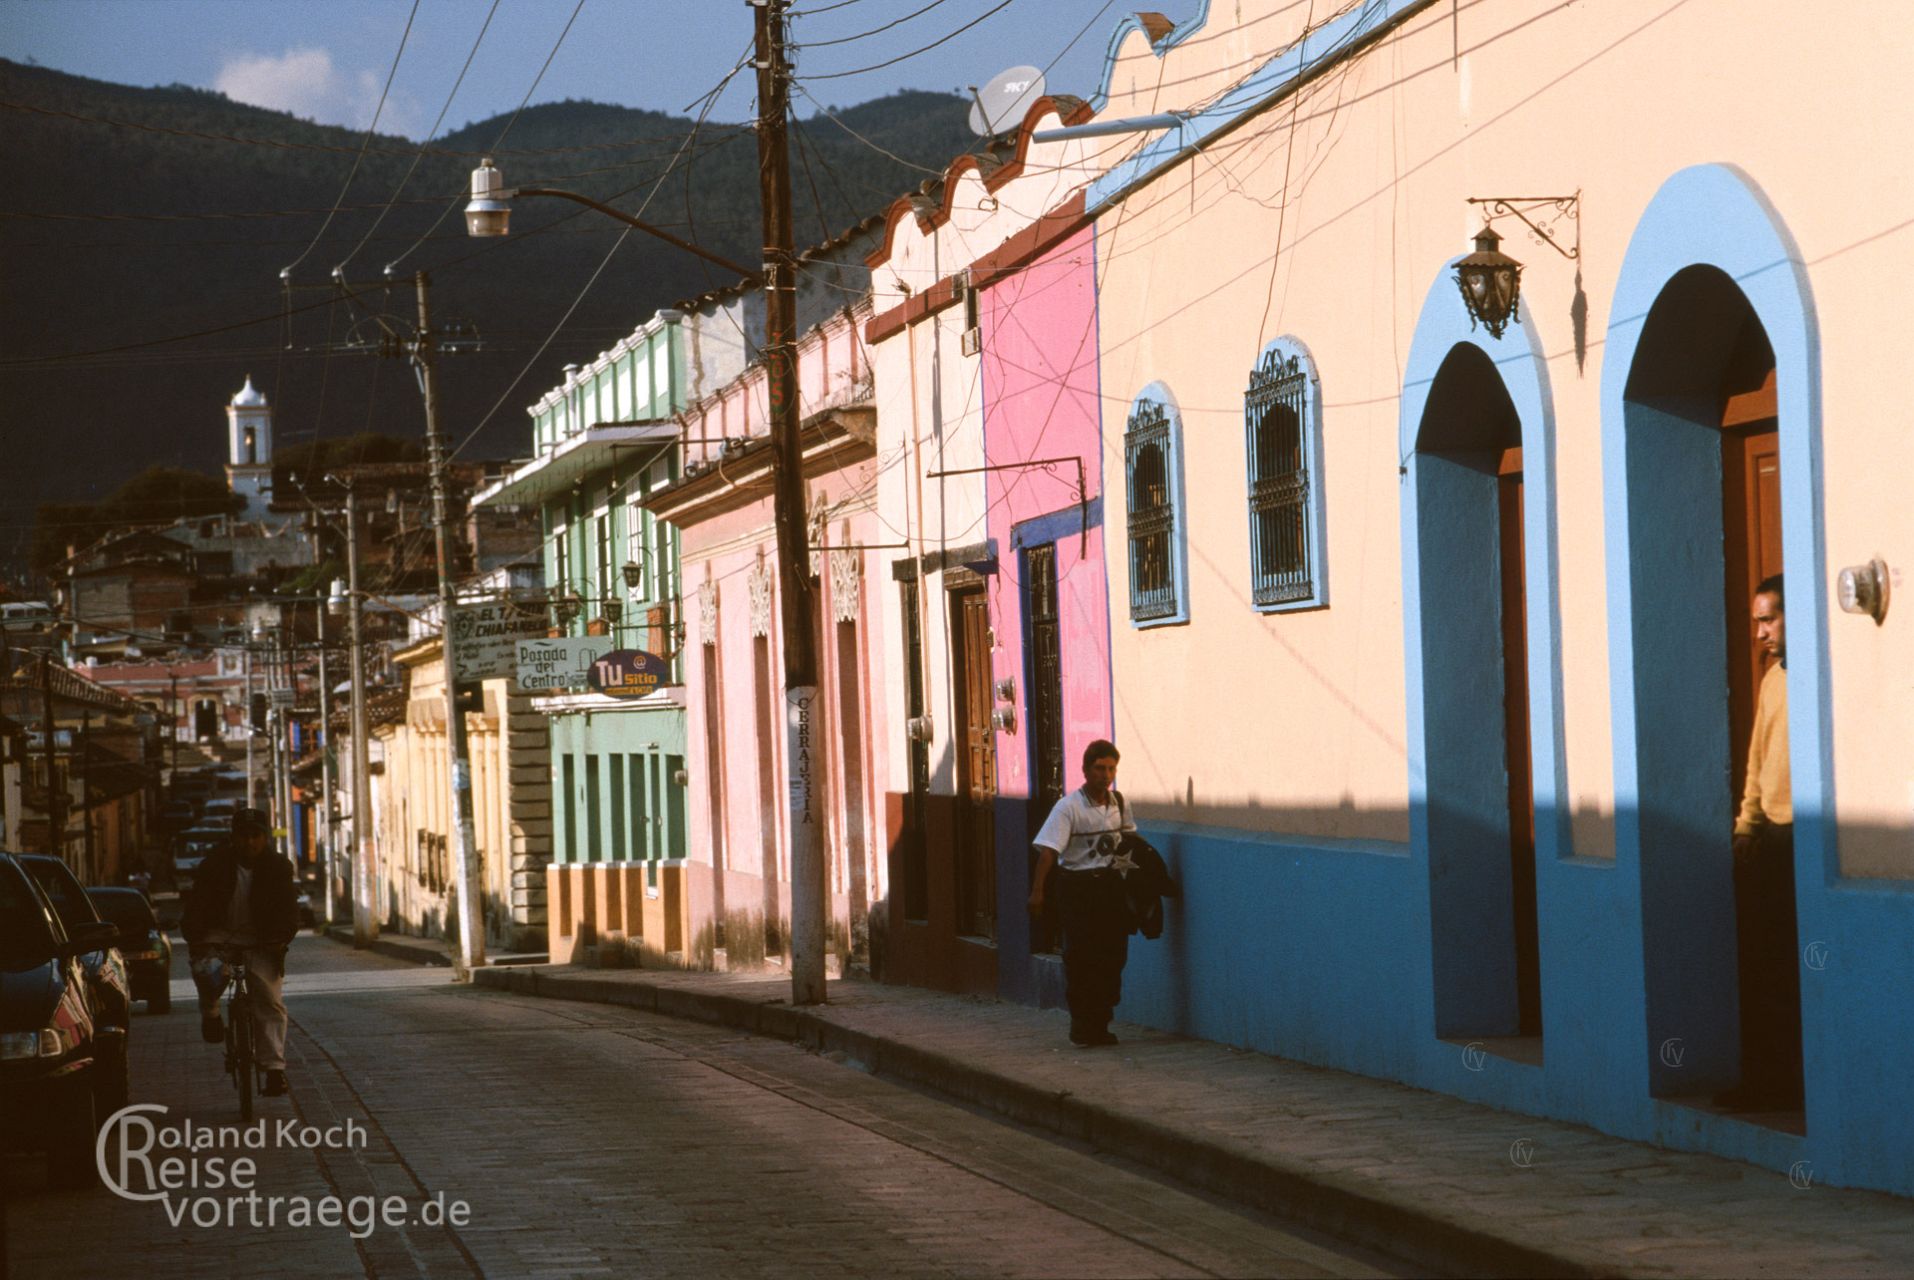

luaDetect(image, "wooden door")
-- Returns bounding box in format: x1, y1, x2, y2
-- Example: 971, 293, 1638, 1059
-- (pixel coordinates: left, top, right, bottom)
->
1024, 544, 1065, 953
1721, 369, 1782, 811
1498, 447, 1540, 1036
951, 587, 997, 940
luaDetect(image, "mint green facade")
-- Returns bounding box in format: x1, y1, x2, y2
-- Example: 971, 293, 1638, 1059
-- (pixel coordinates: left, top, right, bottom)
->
523, 317, 689, 870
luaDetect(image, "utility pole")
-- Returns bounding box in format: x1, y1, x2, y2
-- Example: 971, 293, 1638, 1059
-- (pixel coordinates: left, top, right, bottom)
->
168, 670, 180, 776
412, 271, 485, 974
316, 597, 337, 926
244, 639, 257, 808
753, 0, 825, 1005
79, 707, 92, 878
273, 619, 294, 863
41, 656, 62, 858
345, 485, 379, 945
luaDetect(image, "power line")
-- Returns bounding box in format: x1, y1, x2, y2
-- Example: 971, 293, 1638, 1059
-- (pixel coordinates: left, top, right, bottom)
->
797, 0, 1019, 80
280, 0, 421, 280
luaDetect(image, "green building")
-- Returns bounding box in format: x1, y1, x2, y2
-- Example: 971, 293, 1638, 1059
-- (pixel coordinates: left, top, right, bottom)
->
471, 311, 689, 885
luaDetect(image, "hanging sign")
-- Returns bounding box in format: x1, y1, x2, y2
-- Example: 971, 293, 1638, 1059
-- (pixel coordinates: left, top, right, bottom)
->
449, 601, 547, 682
586, 649, 673, 699
515, 636, 614, 692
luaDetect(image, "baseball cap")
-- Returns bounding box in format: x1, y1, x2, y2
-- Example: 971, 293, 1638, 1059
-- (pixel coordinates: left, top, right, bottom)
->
231, 807, 273, 836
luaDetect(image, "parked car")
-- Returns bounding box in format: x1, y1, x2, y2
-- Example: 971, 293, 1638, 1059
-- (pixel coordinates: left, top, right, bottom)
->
86, 888, 173, 1013
173, 824, 228, 889
1, 852, 119, 1188
16, 855, 132, 1115
199, 796, 243, 825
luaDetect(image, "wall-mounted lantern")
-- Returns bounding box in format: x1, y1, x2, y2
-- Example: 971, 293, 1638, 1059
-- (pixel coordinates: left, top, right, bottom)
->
1454, 225, 1523, 339
1456, 193, 1580, 341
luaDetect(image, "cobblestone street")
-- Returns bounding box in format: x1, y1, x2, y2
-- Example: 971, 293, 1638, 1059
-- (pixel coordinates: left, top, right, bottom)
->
2, 936, 1401, 1279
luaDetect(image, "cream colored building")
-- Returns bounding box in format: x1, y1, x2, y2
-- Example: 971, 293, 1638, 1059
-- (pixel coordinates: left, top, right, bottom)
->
859, 0, 1913, 1195
371, 636, 550, 951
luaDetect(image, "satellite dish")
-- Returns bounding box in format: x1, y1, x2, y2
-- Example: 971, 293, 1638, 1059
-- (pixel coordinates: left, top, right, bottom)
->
967, 65, 1046, 137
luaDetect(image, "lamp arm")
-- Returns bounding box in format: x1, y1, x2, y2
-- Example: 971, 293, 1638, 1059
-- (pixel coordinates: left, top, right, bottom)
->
516, 188, 764, 284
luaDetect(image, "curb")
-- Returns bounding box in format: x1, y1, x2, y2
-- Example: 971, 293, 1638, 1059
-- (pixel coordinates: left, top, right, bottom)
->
473, 967, 1594, 1279
321, 925, 453, 967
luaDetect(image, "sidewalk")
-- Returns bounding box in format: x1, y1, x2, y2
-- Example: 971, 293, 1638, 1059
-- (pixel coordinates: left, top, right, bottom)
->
431, 956, 1914, 1277
320, 923, 546, 969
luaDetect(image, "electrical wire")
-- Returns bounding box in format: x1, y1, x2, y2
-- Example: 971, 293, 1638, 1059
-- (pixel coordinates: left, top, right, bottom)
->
279, 0, 420, 279
345, 0, 503, 277
797, 0, 1018, 80
791, 0, 956, 49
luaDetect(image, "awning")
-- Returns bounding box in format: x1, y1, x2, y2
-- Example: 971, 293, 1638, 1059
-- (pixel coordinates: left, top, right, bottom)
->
469, 422, 679, 511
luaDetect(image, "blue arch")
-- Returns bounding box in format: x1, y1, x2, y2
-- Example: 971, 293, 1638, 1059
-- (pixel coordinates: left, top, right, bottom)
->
1399, 264, 1569, 861
1397, 261, 1569, 1052
1599, 163, 1829, 878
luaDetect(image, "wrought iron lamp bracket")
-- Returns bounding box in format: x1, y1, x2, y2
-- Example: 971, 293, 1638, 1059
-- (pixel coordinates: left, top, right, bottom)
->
1466, 193, 1581, 261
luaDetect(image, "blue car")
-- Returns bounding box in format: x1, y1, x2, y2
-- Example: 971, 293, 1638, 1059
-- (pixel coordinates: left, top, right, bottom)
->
17, 854, 133, 1116
1, 852, 120, 1188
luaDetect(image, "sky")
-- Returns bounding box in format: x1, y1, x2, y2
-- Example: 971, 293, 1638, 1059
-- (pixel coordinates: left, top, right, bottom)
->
1, 0, 1205, 137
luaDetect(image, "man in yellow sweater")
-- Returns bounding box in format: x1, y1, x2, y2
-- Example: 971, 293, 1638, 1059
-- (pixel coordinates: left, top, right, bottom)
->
1719, 574, 1802, 1113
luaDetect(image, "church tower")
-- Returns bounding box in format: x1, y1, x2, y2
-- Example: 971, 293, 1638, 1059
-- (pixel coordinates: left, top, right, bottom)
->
225, 375, 274, 522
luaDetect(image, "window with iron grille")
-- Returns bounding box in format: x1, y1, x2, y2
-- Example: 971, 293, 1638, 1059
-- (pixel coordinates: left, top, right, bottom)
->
1123, 394, 1185, 623
1244, 344, 1325, 610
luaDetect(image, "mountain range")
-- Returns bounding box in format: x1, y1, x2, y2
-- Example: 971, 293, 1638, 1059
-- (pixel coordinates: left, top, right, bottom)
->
0, 57, 973, 578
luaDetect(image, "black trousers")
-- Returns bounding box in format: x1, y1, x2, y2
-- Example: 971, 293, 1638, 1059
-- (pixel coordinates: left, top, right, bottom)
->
1733, 823, 1803, 1103
1056, 868, 1129, 1032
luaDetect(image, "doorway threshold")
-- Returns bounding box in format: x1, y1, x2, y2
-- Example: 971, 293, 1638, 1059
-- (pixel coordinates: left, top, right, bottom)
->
1441, 1034, 1544, 1068
1665, 1092, 1806, 1137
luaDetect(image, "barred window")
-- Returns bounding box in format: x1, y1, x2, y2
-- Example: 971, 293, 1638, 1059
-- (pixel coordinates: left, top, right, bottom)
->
1123, 394, 1185, 623
1244, 344, 1325, 610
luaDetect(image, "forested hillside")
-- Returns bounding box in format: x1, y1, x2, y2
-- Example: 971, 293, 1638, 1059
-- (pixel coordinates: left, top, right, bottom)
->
0, 58, 971, 575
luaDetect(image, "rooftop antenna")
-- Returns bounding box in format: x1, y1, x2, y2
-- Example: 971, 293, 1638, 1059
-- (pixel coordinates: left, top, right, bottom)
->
967, 65, 1045, 137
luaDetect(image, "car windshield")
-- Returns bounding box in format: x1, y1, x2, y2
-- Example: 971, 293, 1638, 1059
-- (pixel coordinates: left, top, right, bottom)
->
21, 859, 98, 931
87, 889, 156, 933
0, 865, 59, 970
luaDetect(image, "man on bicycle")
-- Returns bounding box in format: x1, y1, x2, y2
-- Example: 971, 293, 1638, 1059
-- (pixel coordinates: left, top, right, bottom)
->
183, 807, 300, 1097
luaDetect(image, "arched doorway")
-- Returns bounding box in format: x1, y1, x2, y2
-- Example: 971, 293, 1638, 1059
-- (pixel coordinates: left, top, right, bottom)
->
1411, 343, 1543, 1041
1621, 264, 1800, 1115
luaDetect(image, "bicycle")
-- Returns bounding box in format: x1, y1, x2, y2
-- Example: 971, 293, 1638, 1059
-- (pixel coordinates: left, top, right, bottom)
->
219, 952, 258, 1122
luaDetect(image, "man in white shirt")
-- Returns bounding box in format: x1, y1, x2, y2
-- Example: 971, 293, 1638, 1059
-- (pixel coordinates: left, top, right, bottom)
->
1028, 740, 1136, 1047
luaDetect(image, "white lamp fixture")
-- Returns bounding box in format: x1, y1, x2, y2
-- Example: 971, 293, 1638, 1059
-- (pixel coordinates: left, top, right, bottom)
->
1837, 557, 1890, 623
466, 159, 513, 237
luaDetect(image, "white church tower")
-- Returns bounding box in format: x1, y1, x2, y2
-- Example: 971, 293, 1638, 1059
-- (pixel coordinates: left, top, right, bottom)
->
225, 375, 275, 522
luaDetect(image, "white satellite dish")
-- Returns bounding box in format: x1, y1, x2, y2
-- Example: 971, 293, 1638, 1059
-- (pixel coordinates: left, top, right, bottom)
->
967, 65, 1046, 138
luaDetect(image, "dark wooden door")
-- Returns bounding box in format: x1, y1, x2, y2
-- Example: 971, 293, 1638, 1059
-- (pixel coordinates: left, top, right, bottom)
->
1721, 368, 1782, 811
1024, 544, 1064, 953
951, 587, 997, 940
1498, 447, 1540, 1036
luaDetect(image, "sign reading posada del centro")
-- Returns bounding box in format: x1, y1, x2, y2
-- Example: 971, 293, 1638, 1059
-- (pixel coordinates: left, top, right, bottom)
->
587, 648, 674, 698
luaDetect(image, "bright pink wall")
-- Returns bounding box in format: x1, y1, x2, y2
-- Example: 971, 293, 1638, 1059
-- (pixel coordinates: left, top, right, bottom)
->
978, 226, 1111, 801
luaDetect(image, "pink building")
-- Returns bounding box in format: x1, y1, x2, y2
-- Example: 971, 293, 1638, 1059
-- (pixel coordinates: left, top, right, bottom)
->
647, 298, 891, 968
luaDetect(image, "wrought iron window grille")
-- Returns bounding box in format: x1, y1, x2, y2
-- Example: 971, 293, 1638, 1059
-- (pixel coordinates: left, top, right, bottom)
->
1123, 398, 1179, 622
1244, 350, 1315, 608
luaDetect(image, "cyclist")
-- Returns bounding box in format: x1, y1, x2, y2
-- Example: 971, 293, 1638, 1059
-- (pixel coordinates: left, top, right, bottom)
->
183, 807, 300, 1097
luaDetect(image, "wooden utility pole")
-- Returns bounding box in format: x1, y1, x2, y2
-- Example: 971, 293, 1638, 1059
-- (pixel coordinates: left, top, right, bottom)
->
41, 656, 62, 858
413, 271, 486, 974
345, 483, 379, 945
316, 598, 337, 925
753, 0, 825, 1004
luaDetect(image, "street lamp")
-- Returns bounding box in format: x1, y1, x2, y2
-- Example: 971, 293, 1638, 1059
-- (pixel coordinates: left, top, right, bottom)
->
465, 158, 763, 283
1454, 225, 1523, 339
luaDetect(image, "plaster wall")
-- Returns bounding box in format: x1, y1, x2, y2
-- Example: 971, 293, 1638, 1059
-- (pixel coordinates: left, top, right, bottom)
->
1070, 0, 1914, 1194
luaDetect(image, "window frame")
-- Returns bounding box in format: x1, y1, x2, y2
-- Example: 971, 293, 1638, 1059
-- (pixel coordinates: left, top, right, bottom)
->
1242, 337, 1329, 613
1122, 384, 1190, 627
